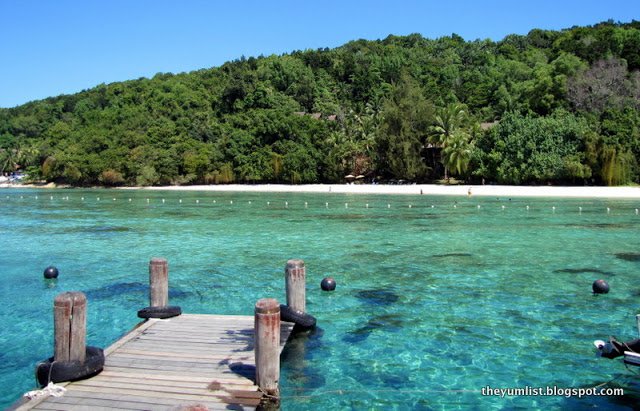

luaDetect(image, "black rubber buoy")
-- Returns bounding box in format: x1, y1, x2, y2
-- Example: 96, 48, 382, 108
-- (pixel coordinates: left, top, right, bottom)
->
321, 277, 336, 291
43, 266, 59, 279
593, 279, 610, 294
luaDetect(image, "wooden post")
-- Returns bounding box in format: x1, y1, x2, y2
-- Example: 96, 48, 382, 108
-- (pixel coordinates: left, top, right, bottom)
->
54, 292, 87, 363
285, 259, 305, 313
149, 257, 168, 307
138, 257, 181, 319
254, 298, 280, 397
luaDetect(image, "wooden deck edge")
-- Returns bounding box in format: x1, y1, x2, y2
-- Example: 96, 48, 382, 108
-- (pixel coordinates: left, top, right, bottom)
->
9, 381, 71, 411
11, 318, 152, 411
11, 316, 296, 411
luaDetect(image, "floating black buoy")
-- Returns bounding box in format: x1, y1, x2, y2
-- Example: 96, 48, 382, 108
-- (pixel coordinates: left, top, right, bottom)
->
43, 266, 59, 279
593, 279, 609, 294
321, 277, 336, 291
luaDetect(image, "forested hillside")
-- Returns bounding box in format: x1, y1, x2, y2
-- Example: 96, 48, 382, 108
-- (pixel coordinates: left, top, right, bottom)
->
1, 20, 639, 186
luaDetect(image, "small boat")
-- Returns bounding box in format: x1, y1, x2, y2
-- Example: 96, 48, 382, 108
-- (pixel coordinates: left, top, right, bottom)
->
594, 314, 640, 367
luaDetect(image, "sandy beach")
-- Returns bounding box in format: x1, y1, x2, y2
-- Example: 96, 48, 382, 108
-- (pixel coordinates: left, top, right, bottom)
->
117, 183, 640, 199
3, 182, 639, 198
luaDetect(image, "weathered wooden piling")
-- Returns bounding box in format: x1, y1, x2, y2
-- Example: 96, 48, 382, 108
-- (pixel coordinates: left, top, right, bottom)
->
281, 259, 317, 330
35, 291, 104, 387
285, 259, 306, 313
254, 298, 281, 397
149, 257, 169, 307
54, 292, 87, 363
138, 257, 181, 319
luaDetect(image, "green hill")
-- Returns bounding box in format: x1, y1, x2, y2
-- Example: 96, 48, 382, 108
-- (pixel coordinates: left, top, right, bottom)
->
1, 20, 639, 186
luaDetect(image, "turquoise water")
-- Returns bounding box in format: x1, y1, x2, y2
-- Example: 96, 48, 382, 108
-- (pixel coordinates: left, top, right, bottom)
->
1, 188, 640, 410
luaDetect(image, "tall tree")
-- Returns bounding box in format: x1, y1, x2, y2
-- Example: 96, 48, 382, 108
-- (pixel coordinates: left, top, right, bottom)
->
376, 73, 433, 180
441, 132, 473, 178
428, 103, 471, 181
567, 57, 637, 113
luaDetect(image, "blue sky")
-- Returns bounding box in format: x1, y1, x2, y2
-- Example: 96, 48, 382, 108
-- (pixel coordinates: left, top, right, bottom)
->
0, 0, 638, 108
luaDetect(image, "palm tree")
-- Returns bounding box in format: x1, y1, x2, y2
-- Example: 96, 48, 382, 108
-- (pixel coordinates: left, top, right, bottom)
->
428, 103, 469, 181
0, 148, 15, 174
328, 107, 379, 178
0, 142, 39, 175
351, 103, 380, 175
441, 132, 473, 177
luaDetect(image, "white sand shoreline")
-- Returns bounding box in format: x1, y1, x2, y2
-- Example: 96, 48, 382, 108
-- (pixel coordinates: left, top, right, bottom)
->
3, 182, 639, 199
117, 184, 640, 199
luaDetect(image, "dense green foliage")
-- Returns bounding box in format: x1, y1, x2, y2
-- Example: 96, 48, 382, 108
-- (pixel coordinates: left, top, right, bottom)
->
1, 20, 639, 186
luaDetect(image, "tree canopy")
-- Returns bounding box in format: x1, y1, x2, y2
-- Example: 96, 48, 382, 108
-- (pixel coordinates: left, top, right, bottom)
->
1, 20, 639, 186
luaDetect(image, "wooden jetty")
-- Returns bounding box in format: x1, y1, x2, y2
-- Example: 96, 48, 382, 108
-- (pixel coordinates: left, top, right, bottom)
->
14, 258, 312, 411
18, 314, 294, 410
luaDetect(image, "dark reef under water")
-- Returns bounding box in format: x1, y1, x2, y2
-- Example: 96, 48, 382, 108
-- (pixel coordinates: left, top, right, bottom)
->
83, 281, 191, 300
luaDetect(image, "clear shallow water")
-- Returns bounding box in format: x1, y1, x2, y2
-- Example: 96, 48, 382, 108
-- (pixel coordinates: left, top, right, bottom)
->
1, 188, 640, 410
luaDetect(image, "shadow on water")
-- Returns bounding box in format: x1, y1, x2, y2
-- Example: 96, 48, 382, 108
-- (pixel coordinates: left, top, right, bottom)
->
628, 289, 640, 298
355, 289, 400, 305
0, 353, 7, 373
432, 253, 473, 258
83, 281, 191, 300
90, 225, 131, 233
59, 225, 133, 235
344, 289, 405, 343
343, 313, 405, 344
161, 210, 202, 218
553, 268, 615, 276
564, 223, 632, 230
318, 214, 368, 221
281, 327, 326, 390
349, 249, 392, 261
615, 252, 640, 262
317, 212, 443, 223
378, 372, 410, 389
503, 308, 533, 323
344, 360, 412, 394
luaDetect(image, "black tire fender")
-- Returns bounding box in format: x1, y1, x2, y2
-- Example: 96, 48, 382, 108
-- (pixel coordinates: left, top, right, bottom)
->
279, 304, 316, 329
137, 305, 182, 319
36, 346, 105, 386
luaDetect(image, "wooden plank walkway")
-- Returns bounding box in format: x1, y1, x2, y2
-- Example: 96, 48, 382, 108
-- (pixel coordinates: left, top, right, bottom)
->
17, 314, 294, 411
